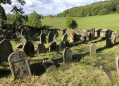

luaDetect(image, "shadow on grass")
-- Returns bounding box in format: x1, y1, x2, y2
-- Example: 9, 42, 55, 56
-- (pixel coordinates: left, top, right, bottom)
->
0, 69, 11, 78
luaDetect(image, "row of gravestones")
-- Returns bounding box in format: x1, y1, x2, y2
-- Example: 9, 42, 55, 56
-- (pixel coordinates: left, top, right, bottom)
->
8, 47, 72, 80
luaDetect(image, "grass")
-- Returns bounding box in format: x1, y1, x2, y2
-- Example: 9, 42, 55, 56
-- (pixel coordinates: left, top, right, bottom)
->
0, 32, 119, 86
42, 14, 119, 31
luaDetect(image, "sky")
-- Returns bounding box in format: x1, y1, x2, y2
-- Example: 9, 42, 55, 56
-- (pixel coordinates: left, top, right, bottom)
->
1, 0, 105, 16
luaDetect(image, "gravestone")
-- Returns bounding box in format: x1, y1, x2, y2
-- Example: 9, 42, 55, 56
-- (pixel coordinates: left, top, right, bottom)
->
12, 26, 15, 34
89, 32, 92, 41
16, 30, 21, 36
33, 35, 39, 41
0, 30, 3, 36
62, 33, 67, 41
13, 34, 17, 38
63, 47, 72, 63
48, 31, 54, 43
37, 44, 47, 54
116, 57, 119, 76
21, 29, 26, 35
59, 41, 65, 50
20, 37, 27, 45
92, 28, 95, 40
30, 30, 34, 37
8, 51, 31, 80
106, 38, 112, 47
49, 41, 56, 51
3, 30, 8, 36
6, 33, 12, 39
100, 65, 113, 82
65, 40, 70, 47
0, 39, 13, 62
43, 58, 56, 73
62, 29, 66, 35
23, 41, 34, 57
55, 31, 58, 37
0, 27, 2, 31
0, 36, 5, 42
40, 33, 46, 44
90, 44, 96, 55
24, 32, 28, 40
111, 36, 116, 44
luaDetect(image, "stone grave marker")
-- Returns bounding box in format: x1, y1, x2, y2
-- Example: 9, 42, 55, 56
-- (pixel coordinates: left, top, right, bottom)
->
100, 65, 113, 83
13, 34, 17, 38
63, 47, 72, 63
3, 30, 8, 36
24, 32, 28, 40
59, 41, 65, 50
116, 57, 119, 76
12, 26, 15, 34
111, 36, 116, 44
90, 44, 96, 55
20, 37, 27, 45
89, 32, 92, 41
48, 31, 54, 43
5, 33, 12, 39
106, 38, 112, 47
49, 41, 56, 51
65, 40, 70, 47
30, 30, 34, 37
8, 51, 31, 80
0, 36, 5, 42
0, 30, 2, 36
33, 35, 39, 41
0, 39, 13, 62
62, 33, 67, 41
16, 30, 21, 36
43, 58, 56, 73
62, 29, 66, 35
55, 31, 58, 37
23, 41, 34, 57
40, 33, 46, 44
37, 44, 47, 54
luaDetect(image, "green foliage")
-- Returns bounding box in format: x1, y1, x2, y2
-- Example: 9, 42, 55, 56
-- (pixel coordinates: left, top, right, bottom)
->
116, 5, 119, 13
26, 11, 42, 28
98, 8, 107, 15
65, 17, 78, 29
0, 5, 7, 20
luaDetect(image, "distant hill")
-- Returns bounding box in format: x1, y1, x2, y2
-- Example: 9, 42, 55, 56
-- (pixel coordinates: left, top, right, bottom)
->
57, 0, 119, 17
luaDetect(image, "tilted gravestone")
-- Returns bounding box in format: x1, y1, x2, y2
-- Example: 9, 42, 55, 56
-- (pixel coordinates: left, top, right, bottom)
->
49, 41, 56, 51
116, 57, 119, 76
40, 33, 46, 44
0, 39, 13, 62
90, 44, 96, 55
63, 47, 72, 63
100, 65, 113, 82
23, 41, 34, 57
111, 36, 116, 44
65, 40, 70, 47
106, 38, 112, 47
21, 29, 26, 35
48, 31, 54, 43
20, 37, 27, 45
92, 28, 95, 40
8, 51, 31, 80
43, 58, 56, 73
62, 33, 67, 41
37, 44, 47, 54
59, 41, 65, 50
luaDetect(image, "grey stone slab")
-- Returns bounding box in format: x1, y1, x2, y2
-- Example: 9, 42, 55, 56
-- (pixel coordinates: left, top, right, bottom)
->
37, 44, 47, 54
40, 33, 46, 44
90, 44, 96, 55
8, 51, 31, 80
63, 47, 72, 63
49, 41, 56, 51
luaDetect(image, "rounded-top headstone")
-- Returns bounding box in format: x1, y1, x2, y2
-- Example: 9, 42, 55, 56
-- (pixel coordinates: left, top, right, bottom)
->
59, 41, 65, 50
106, 38, 111, 47
20, 37, 27, 45
48, 31, 54, 43
37, 44, 47, 54
40, 33, 46, 44
49, 41, 56, 51
63, 47, 72, 63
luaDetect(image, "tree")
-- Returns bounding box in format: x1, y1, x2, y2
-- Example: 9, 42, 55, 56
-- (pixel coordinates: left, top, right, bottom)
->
0, 0, 26, 14
0, 5, 7, 20
65, 17, 78, 29
26, 11, 42, 28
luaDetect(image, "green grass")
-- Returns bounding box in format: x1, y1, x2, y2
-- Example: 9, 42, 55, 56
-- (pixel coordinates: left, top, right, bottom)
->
1, 33, 119, 86
42, 14, 119, 31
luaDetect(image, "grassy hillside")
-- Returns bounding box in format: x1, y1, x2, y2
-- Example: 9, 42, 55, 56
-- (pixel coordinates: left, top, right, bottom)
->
42, 14, 119, 31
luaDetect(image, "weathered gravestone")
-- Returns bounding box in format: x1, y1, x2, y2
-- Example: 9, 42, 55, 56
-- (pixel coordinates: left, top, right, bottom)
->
24, 32, 28, 40
0, 30, 3, 36
55, 31, 58, 37
40, 33, 46, 44
5, 33, 12, 39
116, 57, 119, 76
49, 41, 56, 51
12, 26, 15, 34
65, 40, 70, 47
13, 34, 17, 38
23, 41, 34, 57
62, 29, 66, 35
100, 65, 113, 83
16, 30, 21, 36
62, 33, 67, 41
59, 41, 65, 50
20, 37, 27, 45
90, 44, 96, 55
48, 31, 54, 43
33, 35, 39, 41
3, 30, 8, 36
43, 58, 56, 73
30, 30, 34, 37
63, 47, 72, 63
21, 29, 26, 35
89, 32, 92, 41
8, 51, 31, 80
0, 39, 13, 62
106, 38, 112, 47
37, 44, 47, 54
111, 36, 116, 44
92, 28, 95, 40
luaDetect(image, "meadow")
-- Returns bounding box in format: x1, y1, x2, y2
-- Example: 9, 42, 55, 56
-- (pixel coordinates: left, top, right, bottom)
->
42, 14, 119, 31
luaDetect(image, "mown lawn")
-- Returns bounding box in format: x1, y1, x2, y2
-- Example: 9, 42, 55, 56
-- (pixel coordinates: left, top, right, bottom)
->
0, 33, 119, 85
42, 14, 119, 31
